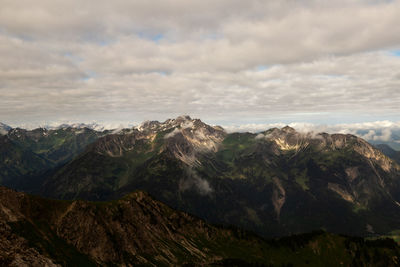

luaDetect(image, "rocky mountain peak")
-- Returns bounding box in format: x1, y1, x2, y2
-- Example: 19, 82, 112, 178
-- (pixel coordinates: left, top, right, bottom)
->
258, 127, 309, 151
174, 115, 192, 123
137, 120, 162, 132
137, 117, 190, 133
7, 128, 28, 139
137, 115, 225, 134
281, 125, 296, 133
161, 116, 226, 166
257, 127, 396, 171
93, 116, 226, 162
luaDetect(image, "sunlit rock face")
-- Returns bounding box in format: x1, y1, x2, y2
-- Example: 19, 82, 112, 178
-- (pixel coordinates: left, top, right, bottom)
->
94, 115, 226, 166
259, 126, 396, 172
162, 116, 226, 166
256, 126, 399, 207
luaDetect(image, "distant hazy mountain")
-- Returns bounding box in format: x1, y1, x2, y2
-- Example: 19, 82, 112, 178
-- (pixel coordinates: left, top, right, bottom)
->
0, 134, 50, 187
1, 186, 399, 266
358, 128, 400, 151
24, 116, 400, 238
0, 126, 108, 189
51, 122, 109, 132
369, 140, 400, 152
0, 122, 11, 135
7, 127, 109, 165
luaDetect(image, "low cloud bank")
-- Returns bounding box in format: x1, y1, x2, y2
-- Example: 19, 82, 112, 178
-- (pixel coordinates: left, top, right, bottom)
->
179, 169, 213, 196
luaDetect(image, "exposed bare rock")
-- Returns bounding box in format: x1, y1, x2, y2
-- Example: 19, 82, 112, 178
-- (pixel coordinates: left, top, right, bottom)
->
157, 116, 226, 166
0, 222, 59, 267
262, 127, 396, 173
345, 167, 359, 182
328, 183, 354, 203
353, 138, 394, 172
93, 131, 142, 157
91, 116, 226, 166
0, 188, 58, 266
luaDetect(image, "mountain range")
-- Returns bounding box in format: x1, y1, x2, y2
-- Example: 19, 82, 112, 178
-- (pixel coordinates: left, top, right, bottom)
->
0, 126, 109, 191
1, 116, 400, 240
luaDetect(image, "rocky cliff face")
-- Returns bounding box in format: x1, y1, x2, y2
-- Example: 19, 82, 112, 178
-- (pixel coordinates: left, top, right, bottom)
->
258, 127, 400, 207
0, 188, 59, 266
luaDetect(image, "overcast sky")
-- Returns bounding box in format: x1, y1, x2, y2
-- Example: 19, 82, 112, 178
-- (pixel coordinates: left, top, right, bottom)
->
0, 0, 399, 129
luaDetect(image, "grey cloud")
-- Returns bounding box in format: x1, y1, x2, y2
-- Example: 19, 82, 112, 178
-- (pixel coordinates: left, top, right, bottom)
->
0, 1, 399, 125
1, 51, 400, 125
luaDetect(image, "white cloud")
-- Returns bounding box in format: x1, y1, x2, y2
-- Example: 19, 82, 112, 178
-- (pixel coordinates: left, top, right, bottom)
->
164, 128, 181, 139
179, 169, 213, 196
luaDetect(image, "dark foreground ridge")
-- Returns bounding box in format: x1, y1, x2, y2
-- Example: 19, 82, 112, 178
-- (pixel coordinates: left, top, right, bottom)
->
1, 186, 400, 266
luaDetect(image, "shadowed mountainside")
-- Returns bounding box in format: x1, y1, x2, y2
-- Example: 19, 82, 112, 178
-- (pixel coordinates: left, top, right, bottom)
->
0, 127, 108, 190
1, 186, 400, 266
